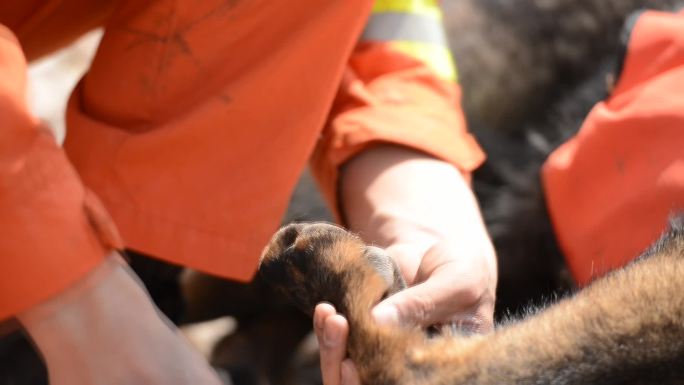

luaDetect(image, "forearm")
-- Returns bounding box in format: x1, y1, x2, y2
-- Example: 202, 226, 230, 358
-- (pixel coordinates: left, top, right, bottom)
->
18, 254, 153, 356
18, 253, 221, 385
317, 144, 497, 383
339, 144, 495, 283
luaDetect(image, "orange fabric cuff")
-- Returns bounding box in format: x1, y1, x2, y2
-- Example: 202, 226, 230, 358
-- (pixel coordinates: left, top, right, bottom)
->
0, 128, 124, 321
0, 25, 122, 320
311, 43, 485, 220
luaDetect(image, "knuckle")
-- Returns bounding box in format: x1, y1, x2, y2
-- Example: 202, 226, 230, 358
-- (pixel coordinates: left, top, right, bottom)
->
398, 293, 436, 326
455, 285, 485, 306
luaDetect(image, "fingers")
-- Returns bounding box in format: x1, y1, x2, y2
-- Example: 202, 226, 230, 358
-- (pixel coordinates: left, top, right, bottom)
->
314, 303, 362, 385
372, 243, 496, 331
372, 274, 495, 331
341, 359, 361, 385
371, 280, 443, 327
314, 303, 336, 340
315, 303, 350, 385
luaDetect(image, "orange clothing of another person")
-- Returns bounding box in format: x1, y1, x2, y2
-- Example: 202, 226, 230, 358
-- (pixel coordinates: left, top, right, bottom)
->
542, 9, 684, 286
0, 0, 484, 320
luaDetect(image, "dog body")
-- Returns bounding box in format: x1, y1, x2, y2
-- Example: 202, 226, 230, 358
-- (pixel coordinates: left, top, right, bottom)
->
259, 220, 684, 385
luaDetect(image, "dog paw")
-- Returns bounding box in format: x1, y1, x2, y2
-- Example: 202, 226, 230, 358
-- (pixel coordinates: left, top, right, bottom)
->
258, 222, 405, 315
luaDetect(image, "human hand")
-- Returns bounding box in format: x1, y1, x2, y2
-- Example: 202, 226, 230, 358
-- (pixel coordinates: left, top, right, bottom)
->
18, 254, 222, 385
339, 145, 497, 332
372, 239, 496, 333
317, 144, 499, 384
314, 303, 360, 385
314, 240, 496, 385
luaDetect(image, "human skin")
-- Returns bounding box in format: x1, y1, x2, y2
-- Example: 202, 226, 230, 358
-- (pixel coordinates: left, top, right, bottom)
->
16, 145, 493, 385
18, 254, 223, 385
318, 144, 497, 385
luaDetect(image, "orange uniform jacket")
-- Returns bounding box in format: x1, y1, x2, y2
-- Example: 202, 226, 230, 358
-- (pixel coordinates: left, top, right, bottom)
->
543, 9, 684, 286
0, 1, 484, 320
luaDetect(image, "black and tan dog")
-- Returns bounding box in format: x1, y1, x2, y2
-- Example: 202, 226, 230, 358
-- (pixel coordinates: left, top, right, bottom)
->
259, 218, 684, 385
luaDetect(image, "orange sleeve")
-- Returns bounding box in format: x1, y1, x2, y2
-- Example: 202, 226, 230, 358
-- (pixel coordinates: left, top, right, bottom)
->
311, 41, 485, 217
541, 9, 684, 286
0, 25, 122, 321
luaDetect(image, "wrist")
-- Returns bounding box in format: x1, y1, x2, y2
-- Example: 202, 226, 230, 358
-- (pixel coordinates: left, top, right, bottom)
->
340, 144, 496, 284
18, 253, 160, 359
17, 254, 223, 385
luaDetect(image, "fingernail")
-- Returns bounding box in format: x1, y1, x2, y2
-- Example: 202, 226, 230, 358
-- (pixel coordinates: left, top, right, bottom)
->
372, 305, 399, 326
323, 322, 342, 347
313, 312, 323, 331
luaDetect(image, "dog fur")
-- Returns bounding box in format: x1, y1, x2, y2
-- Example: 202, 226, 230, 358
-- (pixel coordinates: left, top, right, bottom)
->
445, 0, 681, 132
259, 219, 684, 385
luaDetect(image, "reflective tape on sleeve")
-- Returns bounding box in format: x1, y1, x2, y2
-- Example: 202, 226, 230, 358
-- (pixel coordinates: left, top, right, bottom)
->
363, 0, 457, 82
361, 12, 448, 45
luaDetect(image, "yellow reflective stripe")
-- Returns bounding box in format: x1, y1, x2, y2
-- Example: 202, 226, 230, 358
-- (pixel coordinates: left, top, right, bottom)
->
389, 41, 457, 82
368, 1, 455, 81
372, 0, 442, 19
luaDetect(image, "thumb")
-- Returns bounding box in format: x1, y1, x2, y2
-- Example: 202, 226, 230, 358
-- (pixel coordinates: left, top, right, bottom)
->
371, 269, 494, 330
371, 279, 442, 328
